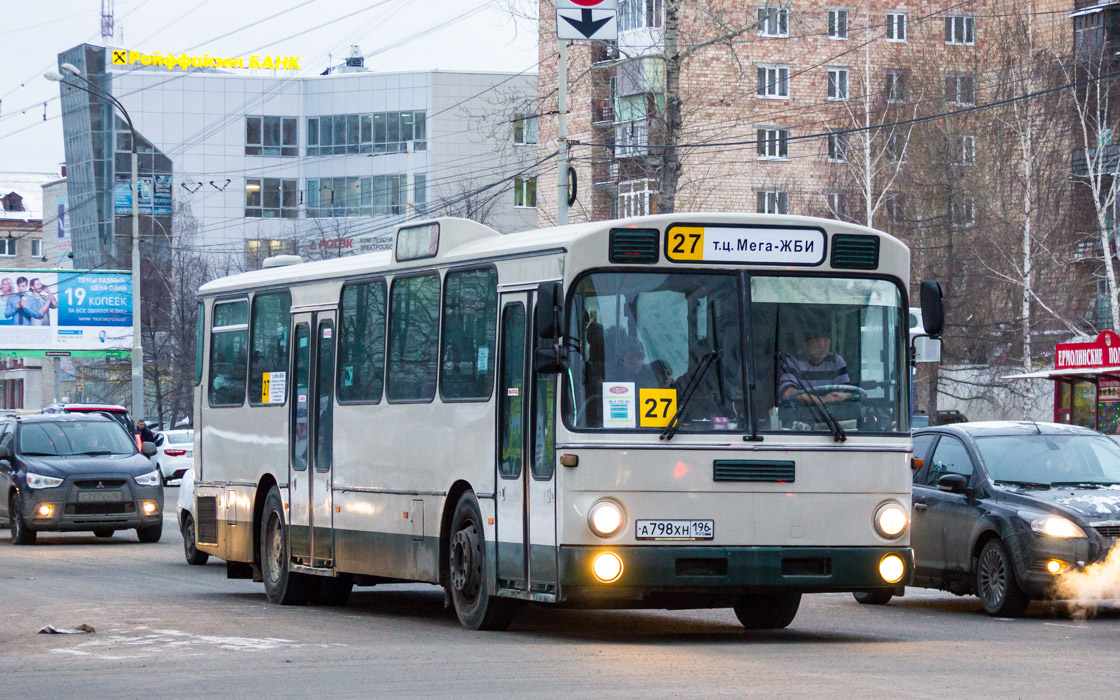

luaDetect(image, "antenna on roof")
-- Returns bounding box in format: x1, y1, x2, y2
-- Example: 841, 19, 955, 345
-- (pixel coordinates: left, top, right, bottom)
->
1030, 419, 1042, 434
100, 0, 115, 41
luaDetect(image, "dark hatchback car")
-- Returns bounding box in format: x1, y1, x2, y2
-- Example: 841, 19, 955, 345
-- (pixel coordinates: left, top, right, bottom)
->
856, 422, 1119, 616
0, 414, 163, 545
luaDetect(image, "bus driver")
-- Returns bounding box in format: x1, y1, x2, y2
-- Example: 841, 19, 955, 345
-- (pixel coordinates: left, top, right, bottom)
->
778, 319, 852, 405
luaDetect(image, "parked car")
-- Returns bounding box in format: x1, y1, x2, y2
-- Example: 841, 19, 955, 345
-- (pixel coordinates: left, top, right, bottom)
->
152, 429, 194, 485
176, 467, 208, 565
855, 421, 1120, 616
0, 413, 162, 544
40, 403, 135, 437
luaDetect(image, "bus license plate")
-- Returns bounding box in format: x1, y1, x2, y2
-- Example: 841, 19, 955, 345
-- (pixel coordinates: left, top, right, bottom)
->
635, 519, 714, 540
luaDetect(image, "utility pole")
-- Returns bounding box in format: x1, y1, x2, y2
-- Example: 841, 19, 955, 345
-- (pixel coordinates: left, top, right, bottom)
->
557, 40, 569, 226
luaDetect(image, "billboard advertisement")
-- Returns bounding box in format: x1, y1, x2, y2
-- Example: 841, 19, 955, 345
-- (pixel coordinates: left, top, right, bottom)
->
113, 174, 172, 216
0, 270, 132, 357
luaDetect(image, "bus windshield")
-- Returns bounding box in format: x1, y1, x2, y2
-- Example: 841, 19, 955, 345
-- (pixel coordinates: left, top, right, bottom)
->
565, 272, 744, 432
564, 272, 908, 435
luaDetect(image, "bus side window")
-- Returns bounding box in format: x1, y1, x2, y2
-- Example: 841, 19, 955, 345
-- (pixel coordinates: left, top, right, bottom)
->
209, 299, 249, 407
338, 280, 387, 403
388, 273, 441, 402
440, 268, 497, 401
248, 291, 292, 406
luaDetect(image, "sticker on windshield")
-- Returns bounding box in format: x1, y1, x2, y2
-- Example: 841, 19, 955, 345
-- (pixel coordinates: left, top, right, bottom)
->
665, 224, 826, 266
603, 382, 636, 428
639, 388, 676, 427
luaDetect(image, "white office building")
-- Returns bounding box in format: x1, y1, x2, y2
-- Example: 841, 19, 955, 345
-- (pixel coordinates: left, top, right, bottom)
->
57, 44, 540, 272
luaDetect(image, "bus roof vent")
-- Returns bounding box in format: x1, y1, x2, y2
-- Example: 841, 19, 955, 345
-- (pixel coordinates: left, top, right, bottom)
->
830, 234, 879, 270
262, 254, 303, 269
609, 228, 659, 264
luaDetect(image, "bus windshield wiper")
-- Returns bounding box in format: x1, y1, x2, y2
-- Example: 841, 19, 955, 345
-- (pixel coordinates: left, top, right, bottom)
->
780, 353, 846, 442
1049, 481, 1120, 489
660, 350, 720, 442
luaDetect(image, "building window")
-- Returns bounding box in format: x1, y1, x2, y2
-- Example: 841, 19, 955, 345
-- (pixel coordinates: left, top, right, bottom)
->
245, 179, 298, 218
514, 177, 537, 208
945, 74, 975, 106
248, 292, 292, 406
828, 129, 849, 162
0, 239, 15, 257
886, 12, 907, 42
826, 192, 849, 220
885, 69, 908, 102
30, 239, 42, 259
757, 64, 790, 98
887, 131, 907, 162
945, 15, 975, 45
951, 198, 976, 228
306, 111, 426, 156
758, 4, 789, 37
956, 134, 976, 166
616, 117, 649, 157
440, 268, 498, 401
618, 179, 658, 217
307, 175, 411, 217
618, 0, 663, 32
757, 190, 789, 214
828, 8, 848, 39
827, 67, 849, 101
513, 115, 538, 145
245, 116, 297, 157
245, 239, 297, 270
757, 127, 790, 160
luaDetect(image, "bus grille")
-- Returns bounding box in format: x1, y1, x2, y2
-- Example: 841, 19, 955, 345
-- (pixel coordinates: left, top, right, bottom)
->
713, 460, 795, 482
831, 234, 880, 270
196, 496, 219, 544
609, 228, 659, 264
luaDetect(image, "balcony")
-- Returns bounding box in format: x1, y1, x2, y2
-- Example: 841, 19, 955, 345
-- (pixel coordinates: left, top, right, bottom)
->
614, 119, 649, 158
592, 99, 614, 126
1075, 0, 1119, 11
1072, 143, 1120, 177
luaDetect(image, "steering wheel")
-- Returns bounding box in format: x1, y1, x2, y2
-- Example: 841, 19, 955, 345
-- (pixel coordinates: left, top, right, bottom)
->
785, 384, 867, 402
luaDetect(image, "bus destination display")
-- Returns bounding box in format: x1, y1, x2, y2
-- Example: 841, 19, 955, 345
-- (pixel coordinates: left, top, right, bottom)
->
666, 225, 826, 266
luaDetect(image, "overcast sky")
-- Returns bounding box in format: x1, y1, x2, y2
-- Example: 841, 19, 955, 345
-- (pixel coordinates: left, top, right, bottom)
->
0, 0, 539, 173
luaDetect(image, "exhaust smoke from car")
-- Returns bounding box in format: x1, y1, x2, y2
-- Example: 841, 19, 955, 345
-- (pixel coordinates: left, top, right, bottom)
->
1054, 543, 1120, 618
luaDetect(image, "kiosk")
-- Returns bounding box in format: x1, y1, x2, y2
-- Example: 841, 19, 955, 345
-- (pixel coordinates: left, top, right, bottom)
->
1003, 331, 1120, 433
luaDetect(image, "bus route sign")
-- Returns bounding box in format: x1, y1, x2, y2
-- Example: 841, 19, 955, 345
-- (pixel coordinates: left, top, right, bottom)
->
665, 224, 826, 266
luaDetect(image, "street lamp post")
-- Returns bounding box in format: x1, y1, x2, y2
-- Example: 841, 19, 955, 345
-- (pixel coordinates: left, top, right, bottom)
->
46, 65, 144, 421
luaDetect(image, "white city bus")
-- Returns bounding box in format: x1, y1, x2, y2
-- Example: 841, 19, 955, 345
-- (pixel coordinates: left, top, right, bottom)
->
192, 213, 942, 630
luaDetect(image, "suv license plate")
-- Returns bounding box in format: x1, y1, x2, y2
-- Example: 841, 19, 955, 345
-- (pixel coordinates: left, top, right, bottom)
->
635, 519, 714, 540
78, 491, 123, 503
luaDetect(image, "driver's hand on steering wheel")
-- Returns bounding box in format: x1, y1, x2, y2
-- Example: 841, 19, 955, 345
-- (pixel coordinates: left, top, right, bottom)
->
822, 391, 850, 403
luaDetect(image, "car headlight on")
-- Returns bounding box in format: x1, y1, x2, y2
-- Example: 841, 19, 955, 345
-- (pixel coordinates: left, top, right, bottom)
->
874, 502, 909, 539
26, 473, 64, 489
1020, 511, 1086, 538
588, 500, 624, 538
134, 469, 161, 487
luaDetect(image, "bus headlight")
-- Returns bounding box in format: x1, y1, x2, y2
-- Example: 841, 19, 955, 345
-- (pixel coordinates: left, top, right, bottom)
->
874, 503, 908, 539
592, 552, 624, 583
879, 554, 906, 583
588, 500, 624, 538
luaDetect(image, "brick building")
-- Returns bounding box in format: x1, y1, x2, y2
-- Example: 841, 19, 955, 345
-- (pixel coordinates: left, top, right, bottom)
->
537, 1, 1093, 368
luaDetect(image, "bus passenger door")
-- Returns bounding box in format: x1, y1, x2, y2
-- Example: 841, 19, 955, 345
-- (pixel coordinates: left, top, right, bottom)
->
289, 319, 312, 564
310, 314, 337, 567
527, 299, 558, 596
496, 296, 528, 590
288, 312, 338, 569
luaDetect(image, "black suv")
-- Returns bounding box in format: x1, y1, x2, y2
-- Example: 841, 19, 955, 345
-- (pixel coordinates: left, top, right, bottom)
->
0, 414, 162, 544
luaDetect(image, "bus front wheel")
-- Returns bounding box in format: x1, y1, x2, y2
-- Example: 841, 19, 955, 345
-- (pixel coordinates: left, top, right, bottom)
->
448, 491, 516, 631
261, 486, 311, 605
733, 592, 801, 630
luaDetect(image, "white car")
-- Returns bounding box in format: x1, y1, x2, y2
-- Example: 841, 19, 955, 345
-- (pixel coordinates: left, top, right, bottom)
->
152, 429, 194, 485
176, 468, 209, 565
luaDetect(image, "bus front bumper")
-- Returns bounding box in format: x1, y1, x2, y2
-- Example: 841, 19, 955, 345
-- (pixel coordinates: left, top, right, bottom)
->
558, 545, 912, 604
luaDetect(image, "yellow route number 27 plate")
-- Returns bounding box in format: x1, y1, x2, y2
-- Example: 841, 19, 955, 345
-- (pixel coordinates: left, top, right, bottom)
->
638, 388, 677, 427
665, 224, 826, 266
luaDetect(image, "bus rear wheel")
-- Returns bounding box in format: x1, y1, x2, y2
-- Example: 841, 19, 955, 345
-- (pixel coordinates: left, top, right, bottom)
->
733, 592, 801, 630
448, 491, 516, 631
261, 486, 311, 605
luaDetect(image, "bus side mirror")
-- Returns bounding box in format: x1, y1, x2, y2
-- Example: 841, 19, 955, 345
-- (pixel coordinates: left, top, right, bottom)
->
535, 282, 563, 340
534, 282, 567, 374
920, 281, 944, 338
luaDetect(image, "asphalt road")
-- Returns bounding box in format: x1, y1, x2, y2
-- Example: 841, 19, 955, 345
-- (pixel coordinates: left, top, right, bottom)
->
2, 487, 1118, 699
